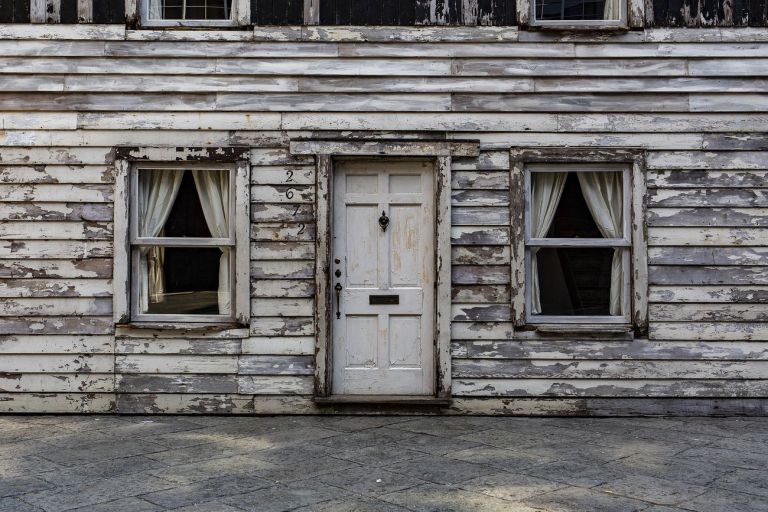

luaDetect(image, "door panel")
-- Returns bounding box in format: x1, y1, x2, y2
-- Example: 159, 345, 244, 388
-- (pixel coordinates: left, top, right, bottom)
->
332, 159, 435, 396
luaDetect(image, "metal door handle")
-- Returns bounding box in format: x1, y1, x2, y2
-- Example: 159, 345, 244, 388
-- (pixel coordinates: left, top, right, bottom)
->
334, 283, 342, 319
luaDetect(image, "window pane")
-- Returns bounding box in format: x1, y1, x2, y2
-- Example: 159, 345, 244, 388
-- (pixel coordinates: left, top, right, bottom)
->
531, 171, 624, 240
148, 0, 233, 20
138, 168, 229, 238
535, 0, 620, 20
535, 247, 619, 316
138, 246, 231, 316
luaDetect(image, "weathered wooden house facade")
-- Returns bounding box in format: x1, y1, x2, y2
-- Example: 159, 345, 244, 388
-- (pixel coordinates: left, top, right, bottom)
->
1, 0, 768, 415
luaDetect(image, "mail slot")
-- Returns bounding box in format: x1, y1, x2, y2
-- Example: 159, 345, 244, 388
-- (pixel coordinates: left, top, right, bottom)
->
369, 295, 400, 305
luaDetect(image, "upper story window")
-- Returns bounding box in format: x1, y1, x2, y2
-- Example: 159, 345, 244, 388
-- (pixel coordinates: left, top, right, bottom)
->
532, 0, 626, 26
525, 164, 632, 324
141, 0, 238, 26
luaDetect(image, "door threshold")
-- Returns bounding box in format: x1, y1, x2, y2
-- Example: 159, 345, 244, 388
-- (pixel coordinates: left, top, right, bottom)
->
314, 395, 451, 406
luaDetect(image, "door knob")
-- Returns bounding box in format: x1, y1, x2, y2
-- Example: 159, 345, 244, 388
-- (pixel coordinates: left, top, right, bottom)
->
335, 269, 341, 278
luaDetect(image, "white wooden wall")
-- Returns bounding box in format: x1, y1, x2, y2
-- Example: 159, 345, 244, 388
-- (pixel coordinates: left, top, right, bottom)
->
1, 25, 767, 415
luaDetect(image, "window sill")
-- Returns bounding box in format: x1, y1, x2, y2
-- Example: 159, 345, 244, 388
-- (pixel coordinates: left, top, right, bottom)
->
116, 323, 249, 338
527, 23, 628, 32
532, 323, 633, 334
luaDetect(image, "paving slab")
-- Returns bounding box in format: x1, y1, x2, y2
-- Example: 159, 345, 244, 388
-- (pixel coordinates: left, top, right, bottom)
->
0, 415, 765, 512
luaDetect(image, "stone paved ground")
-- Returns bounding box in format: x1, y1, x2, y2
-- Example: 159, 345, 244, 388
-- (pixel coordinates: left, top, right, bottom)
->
1, 415, 767, 512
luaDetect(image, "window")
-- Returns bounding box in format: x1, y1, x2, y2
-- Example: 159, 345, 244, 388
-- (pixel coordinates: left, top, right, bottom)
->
114, 151, 250, 329
140, 0, 240, 26
130, 165, 236, 322
532, 0, 626, 26
525, 164, 631, 324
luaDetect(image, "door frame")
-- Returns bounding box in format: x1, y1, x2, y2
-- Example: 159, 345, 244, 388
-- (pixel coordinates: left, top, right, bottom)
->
290, 139, 479, 400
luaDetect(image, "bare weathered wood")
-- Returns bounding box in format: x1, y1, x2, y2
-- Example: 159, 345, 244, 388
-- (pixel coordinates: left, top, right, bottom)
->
452, 265, 510, 284
651, 322, 768, 341
453, 379, 768, 397
0, 259, 111, 279
451, 246, 510, 265
649, 246, 768, 265
0, 353, 113, 373
0, 202, 112, 222
242, 336, 315, 355
651, 303, 768, 322
0, 335, 113, 354
238, 375, 313, 394
290, 140, 479, 157
436, 155, 453, 398
251, 298, 314, 317
0, 317, 112, 335
250, 317, 314, 337
649, 285, 768, 303
650, 227, 768, 246
457, 339, 768, 360
0, 297, 112, 316
116, 355, 239, 374
0, 373, 114, 393
649, 208, 768, 227
451, 226, 509, 245
118, 374, 238, 393
78, 0, 93, 22
649, 188, 768, 207
650, 265, 768, 285
453, 284, 511, 303
250, 260, 314, 279
0, 393, 115, 413
453, 359, 768, 379
238, 355, 314, 375
116, 338, 241, 355
116, 393, 255, 414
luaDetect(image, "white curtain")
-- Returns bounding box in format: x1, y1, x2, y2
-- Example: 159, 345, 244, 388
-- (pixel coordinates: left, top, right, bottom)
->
604, 0, 620, 19
577, 172, 624, 316
138, 168, 185, 312
148, 0, 163, 20
530, 172, 568, 315
192, 169, 231, 315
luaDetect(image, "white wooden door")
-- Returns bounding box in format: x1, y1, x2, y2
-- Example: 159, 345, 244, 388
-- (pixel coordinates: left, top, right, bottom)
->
332, 159, 435, 396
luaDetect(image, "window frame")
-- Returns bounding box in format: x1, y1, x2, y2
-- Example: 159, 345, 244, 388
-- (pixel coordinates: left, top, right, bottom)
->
138, 0, 249, 27
129, 163, 237, 324
529, 0, 628, 28
524, 163, 632, 325
510, 147, 648, 336
113, 147, 251, 331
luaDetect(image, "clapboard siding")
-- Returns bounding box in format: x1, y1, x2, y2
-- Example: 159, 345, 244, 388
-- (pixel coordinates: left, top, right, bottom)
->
0, 27, 766, 415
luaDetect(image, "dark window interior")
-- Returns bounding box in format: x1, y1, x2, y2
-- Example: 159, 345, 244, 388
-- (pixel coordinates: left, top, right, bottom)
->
535, 0, 607, 20
536, 173, 613, 316
537, 247, 613, 315
546, 173, 602, 239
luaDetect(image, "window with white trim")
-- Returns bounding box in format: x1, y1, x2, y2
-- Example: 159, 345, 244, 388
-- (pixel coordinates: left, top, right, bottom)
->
532, 0, 627, 26
140, 0, 240, 26
113, 157, 251, 328
130, 164, 235, 322
525, 164, 632, 324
